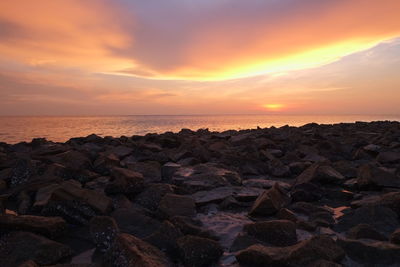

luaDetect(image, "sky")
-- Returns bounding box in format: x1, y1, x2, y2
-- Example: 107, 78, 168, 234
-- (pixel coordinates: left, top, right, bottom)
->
0, 0, 399, 115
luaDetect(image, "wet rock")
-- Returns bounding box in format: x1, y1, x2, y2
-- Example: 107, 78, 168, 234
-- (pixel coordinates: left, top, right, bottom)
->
236, 235, 344, 267
105, 167, 144, 196
0, 231, 72, 266
346, 224, 387, 241
295, 163, 344, 185
338, 237, 400, 265
335, 205, 399, 235
249, 183, 290, 216
134, 183, 176, 211
390, 229, 400, 245
158, 193, 196, 218
90, 216, 119, 252
104, 233, 172, 267
244, 220, 297, 246
177, 235, 223, 267
111, 208, 161, 239
0, 214, 66, 238
144, 220, 183, 258
357, 163, 400, 188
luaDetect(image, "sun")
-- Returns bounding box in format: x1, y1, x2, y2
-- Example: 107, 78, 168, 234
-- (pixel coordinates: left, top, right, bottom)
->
262, 104, 285, 111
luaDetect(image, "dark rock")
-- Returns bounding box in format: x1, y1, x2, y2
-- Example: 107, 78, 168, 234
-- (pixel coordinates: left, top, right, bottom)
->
357, 163, 400, 188
335, 205, 399, 235
277, 208, 298, 222
105, 167, 144, 196
144, 220, 183, 258
104, 233, 172, 267
126, 161, 161, 183
268, 159, 291, 177
161, 162, 181, 181
249, 183, 290, 216
338, 237, 400, 265
230, 232, 260, 252
242, 179, 291, 190
390, 228, 400, 244
134, 183, 176, 211
295, 163, 344, 185
17, 190, 32, 214
170, 216, 217, 240
0, 214, 66, 238
191, 186, 262, 206
51, 150, 91, 171
111, 208, 161, 239
177, 235, 223, 267
90, 216, 119, 252
376, 151, 400, 163
346, 224, 387, 241
291, 182, 323, 202
9, 159, 35, 187
244, 220, 297, 246
0, 231, 72, 266
158, 193, 196, 218
236, 235, 344, 267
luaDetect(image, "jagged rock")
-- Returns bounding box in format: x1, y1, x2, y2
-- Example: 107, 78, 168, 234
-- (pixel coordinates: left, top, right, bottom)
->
346, 224, 387, 241
0, 214, 66, 238
170, 216, 217, 240
230, 232, 261, 252
249, 183, 290, 216
277, 208, 298, 222
158, 193, 196, 218
295, 163, 344, 185
191, 186, 262, 206
338, 237, 400, 265
105, 167, 144, 196
111, 208, 161, 239
291, 182, 323, 202
236, 235, 344, 267
161, 162, 181, 181
104, 233, 172, 267
268, 159, 291, 177
126, 161, 161, 183
90, 216, 119, 252
376, 151, 400, 163
144, 220, 183, 258
9, 158, 35, 187
0, 231, 72, 266
335, 205, 399, 235
50, 150, 91, 171
244, 220, 297, 246
357, 163, 400, 188
177, 235, 223, 267
390, 229, 400, 244
134, 183, 176, 211
242, 179, 291, 190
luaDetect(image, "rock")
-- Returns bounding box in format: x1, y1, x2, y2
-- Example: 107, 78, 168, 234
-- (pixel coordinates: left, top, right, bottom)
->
90, 216, 119, 252
249, 183, 290, 216
268, 159, 291, 177
161, 162, 181, 181
363, 144, 381, 153
126, 161, 161, 183
335, 205, 399, 235
51, 150, 91, 171
307, 259, 342, 267
357, 163, 400, 188
158, 193, 196, 218
0, 214, 66, 238
346, 224, 387, 241
104, 233, 172, 267
111, 208, 161, 239
170, 216, 217, 240
277, 208, 298, 222
17, 190, 32, 214
243, 179, 291, 190
9, 159, 35, 187
191, 186, 263, 206
390, 229, 400, 244
106, 167, 144, 196
376, 151, 400, 163
0, 231, 72, 266
144, 220, 183, 258
230, 232, 260, 252
295, 163, 344, 185
172, 164, 242, 193
244, 220, 297, 246
338, 237, 400, 265
18, 260, 39, 267
177, 235, 223, 267
291, 182, 323, 202
134, 183, 176, 211
236, 235, 344, 267
108, 146, 133, 159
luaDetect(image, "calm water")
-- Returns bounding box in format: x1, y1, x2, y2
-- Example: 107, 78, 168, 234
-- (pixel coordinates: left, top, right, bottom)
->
0, 114, 399, 144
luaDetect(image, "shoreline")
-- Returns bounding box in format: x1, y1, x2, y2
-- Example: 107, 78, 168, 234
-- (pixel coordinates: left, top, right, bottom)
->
0, 120, 400, 266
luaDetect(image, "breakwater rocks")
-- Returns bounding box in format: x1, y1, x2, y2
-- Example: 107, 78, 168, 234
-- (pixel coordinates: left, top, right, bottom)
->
0, 121, 400, 266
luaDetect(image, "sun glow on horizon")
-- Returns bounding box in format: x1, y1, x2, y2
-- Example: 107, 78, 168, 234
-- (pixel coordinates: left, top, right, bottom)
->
262, 104, 285, 111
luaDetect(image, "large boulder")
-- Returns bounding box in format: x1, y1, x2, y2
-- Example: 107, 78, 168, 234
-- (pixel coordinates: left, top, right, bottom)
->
0, 231, 72, 266
105, 167, 144, 196
376, 151, 400, 163
346, 224, 387, 241
244, 220, 297, 246
295, 163, 344, 185
0, 214, 66, 238
158, 193, 196, 218
236, 235, 344, 267
104, 233, 172, 267
338, 237, 400, 265
177, 235, 223, 267
126, 161, 161, 183
357, 164, 400, 188
249, 183, 290, 216
134, 183, 176, 211
90, 216, 119, 252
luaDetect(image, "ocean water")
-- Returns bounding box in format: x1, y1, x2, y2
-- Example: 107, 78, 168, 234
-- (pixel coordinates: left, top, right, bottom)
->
0, 114, 399, 144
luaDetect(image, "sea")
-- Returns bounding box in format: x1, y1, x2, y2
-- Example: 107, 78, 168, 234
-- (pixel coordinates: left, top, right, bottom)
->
0, 114, 399, 144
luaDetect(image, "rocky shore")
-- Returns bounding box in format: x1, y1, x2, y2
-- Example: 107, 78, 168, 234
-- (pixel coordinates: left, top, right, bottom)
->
1, 121, 400, 266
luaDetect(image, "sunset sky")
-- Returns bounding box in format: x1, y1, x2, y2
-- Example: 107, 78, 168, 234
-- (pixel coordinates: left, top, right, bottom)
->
0, 0, 399, 115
